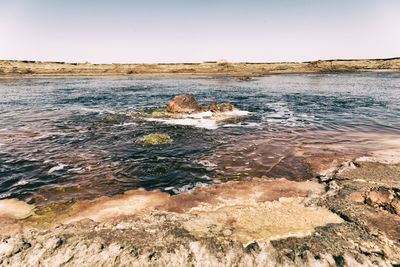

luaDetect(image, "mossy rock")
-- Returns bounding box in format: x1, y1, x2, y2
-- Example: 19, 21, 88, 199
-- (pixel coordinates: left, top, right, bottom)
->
150, 109, 165, 118
104, 114, 120, 122
140, 133, 173, 146
137, 108, 166, 118
103, 114, 128, 123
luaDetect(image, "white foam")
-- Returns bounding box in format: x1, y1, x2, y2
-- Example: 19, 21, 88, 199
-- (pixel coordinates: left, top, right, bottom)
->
67, 167, 85, 174
223, 122, 261, 128
48, 163, 66, 174
172, 182, 209, 194
0, 192, 11, 199
122, 122, 137, 126
146, 110, 249, 129
73, 106, 115, 114
222, 110, 250, 116
264, 102, 315, 127
14, 180, 28, 186
164, 186, 174, 191
195, 160, 217, 170
196, 160, 217, 168
147, 118, 218, 130
187, 111, 213, 119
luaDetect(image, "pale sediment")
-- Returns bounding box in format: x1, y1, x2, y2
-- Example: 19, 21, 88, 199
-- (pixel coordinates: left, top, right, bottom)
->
0, 179, 345, 266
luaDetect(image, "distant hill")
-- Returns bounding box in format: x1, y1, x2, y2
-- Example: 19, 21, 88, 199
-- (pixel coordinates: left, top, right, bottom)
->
0, 58, 399, 78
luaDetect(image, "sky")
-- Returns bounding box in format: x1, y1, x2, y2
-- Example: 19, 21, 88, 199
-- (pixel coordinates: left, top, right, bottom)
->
1, 0, 399, 63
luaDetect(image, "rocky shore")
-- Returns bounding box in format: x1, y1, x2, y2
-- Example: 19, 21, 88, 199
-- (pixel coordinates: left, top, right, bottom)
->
0, 58, 399, 78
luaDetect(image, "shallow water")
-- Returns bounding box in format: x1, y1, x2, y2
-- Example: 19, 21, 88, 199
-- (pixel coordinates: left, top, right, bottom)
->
0, 73, 399, 205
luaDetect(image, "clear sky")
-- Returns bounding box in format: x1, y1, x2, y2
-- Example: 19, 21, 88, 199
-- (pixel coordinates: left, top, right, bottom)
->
1, 0, 399, 63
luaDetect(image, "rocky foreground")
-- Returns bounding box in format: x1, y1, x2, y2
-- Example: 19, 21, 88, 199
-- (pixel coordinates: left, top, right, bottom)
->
1, 131, 400, 266
0, 58, 399, 78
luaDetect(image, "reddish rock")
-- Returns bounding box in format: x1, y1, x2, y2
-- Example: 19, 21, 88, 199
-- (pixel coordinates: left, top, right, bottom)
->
218, 103, 235, 112
166, 95, 236, 114
206, 102, 235, 113
391, 198, 400, 215
208, 101, 219, 112
200, 106, 209, 112
166, 95, 202, 114
366, 190, 393, 208
350, 192, 365, 203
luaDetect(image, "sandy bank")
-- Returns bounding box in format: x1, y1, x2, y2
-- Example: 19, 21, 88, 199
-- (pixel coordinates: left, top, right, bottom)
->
0, 58, 399, 78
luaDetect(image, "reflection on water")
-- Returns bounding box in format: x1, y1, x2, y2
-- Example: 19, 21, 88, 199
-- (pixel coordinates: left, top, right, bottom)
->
0, 73, 399, 205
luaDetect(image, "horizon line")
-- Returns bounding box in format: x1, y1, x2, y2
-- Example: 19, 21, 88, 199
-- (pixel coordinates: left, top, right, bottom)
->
1, 56, 400, 65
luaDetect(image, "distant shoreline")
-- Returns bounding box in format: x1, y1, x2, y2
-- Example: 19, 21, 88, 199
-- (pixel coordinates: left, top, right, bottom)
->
0, 58, 399, 78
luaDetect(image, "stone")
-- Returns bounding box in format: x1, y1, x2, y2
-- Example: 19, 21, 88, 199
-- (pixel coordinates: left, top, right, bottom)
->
365, 190, 393, 208
350, 192, 365, 203
166, 95, 201, 114
392, 198, 400, 215
208, 101, 219, 112
217, 103, 235, 112
165, 95, 236, 115
104, 114, 119, 122
206, 102, 235, 113
150, 109, 165, 118
235, 76, 253, 81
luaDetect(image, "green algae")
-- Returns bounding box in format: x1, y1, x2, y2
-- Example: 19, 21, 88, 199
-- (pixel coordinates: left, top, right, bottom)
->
25, 202, 75, 228
150, 108, 165, 118
104, 114, 119, 122
140, 133, 173, 146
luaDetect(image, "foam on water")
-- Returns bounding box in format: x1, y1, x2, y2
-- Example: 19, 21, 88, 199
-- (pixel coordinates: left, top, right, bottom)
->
221, 110, 250, 117
223, 122, 262, 128
146, 110, 249, 129
188, 111, 213, 119
264, 102, 315, 127
13, 180, 29, 187
195, 160, 217, 169
147, 117, 218, 129
170, 182, 210, 194
0, 193, 11, 199
48, 163, 67, 174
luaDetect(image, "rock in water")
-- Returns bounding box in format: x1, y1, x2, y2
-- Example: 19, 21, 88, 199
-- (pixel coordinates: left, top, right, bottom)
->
166, 95, 202, 114
140, 133, 172, 146
166, 95, 236, 115
235, 76, 253, 81
217, 102, 235, 112
206, 102, 235, 113
208, 101, 219, 112
150, 108, 165, 118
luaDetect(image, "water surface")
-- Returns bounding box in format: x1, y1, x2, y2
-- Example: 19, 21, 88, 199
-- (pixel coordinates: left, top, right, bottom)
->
0, 73, 399, 205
